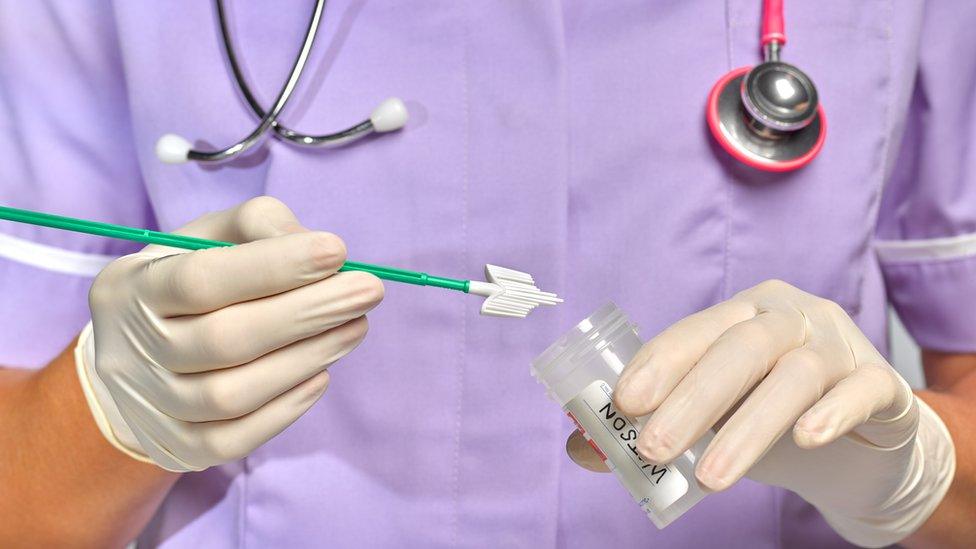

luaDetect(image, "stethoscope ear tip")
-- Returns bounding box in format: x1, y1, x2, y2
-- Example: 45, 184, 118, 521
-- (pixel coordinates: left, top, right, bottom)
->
370, 97, 409, 133
156, 134, 193, 164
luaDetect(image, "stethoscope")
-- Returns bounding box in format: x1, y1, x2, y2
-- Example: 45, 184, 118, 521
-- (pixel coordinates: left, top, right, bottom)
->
157, 0, 822, 172
706, 0, 825, 171
155, 0, 408, 164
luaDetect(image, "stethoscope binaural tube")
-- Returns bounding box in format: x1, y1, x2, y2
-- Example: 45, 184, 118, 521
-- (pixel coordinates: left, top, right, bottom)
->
155, 0, 408, 165
706, 0, 825, 172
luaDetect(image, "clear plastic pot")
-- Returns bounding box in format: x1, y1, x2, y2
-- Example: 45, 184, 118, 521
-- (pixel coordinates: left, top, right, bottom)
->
532, 303, 713, 528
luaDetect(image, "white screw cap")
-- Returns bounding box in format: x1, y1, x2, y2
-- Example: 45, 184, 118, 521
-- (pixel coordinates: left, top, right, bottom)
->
155, 134, 193, 164
370, 97, 409, 133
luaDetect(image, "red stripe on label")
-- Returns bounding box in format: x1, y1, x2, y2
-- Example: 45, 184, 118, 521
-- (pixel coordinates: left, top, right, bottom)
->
566, 411, 586, 435
587, 439, 608, 462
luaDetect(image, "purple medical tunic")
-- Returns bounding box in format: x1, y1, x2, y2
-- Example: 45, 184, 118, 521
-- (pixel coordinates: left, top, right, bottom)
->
1, 1, 974, 547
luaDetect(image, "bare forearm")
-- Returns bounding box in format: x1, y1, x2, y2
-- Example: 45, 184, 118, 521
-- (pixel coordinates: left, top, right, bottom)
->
0, 340, 178, 547
904, 352, 976, 548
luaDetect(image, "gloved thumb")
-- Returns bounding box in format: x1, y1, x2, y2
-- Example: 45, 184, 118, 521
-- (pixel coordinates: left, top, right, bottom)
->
145, 196, 306, 256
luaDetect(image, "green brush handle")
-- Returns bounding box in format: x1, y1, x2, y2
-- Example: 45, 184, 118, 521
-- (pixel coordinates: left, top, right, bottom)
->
0, 205, 470, 293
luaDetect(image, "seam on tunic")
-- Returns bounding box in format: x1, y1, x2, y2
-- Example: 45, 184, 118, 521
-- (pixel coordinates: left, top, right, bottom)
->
855, 0, 895, 318
238, 458, 249, 548
874, 232, 976, 263
0, 231, 117, 276
722, 0, 734, 300
552, 0, 570, 546
773, 486, 783, 549
450, 4, 471, 544
724, 0, 733, 70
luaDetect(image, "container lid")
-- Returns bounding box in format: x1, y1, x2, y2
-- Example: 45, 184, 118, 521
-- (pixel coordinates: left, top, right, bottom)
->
531, 302, 636, 382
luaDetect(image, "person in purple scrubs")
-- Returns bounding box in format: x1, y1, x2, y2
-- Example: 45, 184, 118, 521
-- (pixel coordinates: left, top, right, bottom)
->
0, 1, 973, 547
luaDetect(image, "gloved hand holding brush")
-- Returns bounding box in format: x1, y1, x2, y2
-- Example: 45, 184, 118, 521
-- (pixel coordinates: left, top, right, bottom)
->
77, 197, 384, 472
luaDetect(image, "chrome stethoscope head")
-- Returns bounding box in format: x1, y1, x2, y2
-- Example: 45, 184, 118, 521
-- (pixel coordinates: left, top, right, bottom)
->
706, 0, 825, 172
155, 0, 408, 165
741, 43, 818, 134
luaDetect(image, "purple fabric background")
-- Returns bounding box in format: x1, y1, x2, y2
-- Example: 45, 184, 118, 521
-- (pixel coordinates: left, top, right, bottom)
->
1, 0, 973, 547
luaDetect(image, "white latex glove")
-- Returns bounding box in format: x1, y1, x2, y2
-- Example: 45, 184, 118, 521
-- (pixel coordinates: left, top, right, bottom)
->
568, 280, 955, 547
75, 197, 384, 472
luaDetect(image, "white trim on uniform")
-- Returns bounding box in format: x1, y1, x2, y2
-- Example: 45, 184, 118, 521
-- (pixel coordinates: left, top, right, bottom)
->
875, 231, 976, 264
0, 231, 117, 277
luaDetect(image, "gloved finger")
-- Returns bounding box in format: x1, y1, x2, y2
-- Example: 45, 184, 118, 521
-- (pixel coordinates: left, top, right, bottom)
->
143, 196, 304, 256
614, 299, 756, 416
159, 271, 384, 373
141, 230, 347, 316
149, 317, 368, 422
693, 346, 840, 491
794, 362, 912, 449
188, 370, 331, 468
633, 310, 804, 464
134, 369, 332, 471
566, 430, 611, 473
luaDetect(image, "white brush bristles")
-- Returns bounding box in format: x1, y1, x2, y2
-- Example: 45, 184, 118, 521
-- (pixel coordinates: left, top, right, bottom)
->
468, 264, 563, 318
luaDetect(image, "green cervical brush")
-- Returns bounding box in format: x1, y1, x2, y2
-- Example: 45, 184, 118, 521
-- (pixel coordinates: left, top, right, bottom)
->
0, 205, 561, 318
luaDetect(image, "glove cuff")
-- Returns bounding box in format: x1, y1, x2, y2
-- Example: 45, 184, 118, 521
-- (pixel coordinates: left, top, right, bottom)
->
820, 395, 956, 547
74, 322, 155, 466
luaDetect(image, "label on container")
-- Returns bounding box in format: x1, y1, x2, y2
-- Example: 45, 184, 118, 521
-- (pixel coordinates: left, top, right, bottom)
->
565, 380, 688, 516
